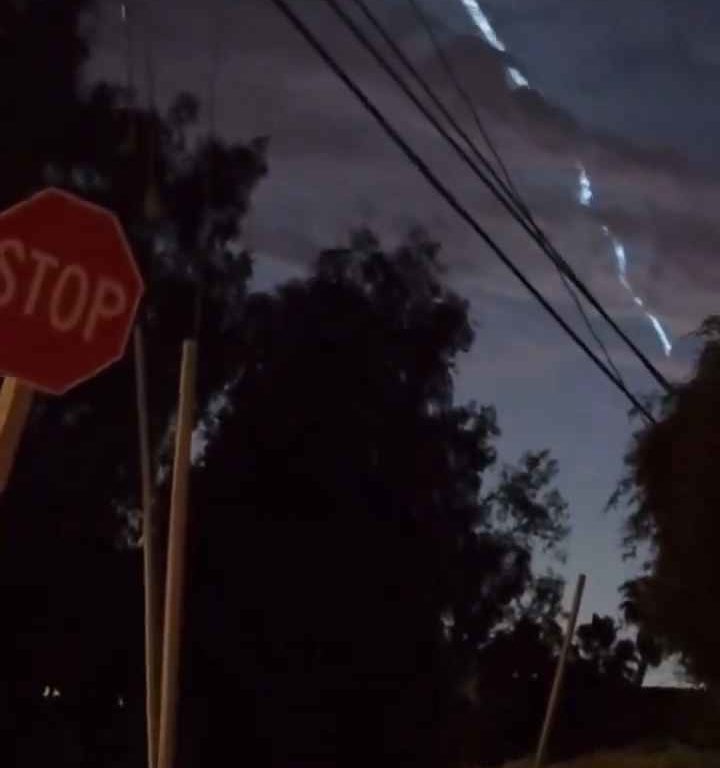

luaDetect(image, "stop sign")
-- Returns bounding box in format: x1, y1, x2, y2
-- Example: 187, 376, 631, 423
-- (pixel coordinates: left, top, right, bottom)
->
0, 188, 144, 394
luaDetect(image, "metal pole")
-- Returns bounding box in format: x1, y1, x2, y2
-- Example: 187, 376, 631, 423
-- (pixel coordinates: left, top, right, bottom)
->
534, 573, 586, 768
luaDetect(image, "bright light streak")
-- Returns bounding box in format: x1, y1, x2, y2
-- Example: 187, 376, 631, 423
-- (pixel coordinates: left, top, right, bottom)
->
611, 238, 632, 290
606, 230, 673, 355
120, 2, 127, 21
612, 240, 626, 273
460, 0, 506, 51
507, 67, 529, 89
646, 313, 673, 356
577, 164, 592, 206
456, 0, 674, 358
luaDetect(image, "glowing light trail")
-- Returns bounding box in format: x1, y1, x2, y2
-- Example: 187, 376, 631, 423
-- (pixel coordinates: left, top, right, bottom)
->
507, 67, 529, 89
460, 0, 506, 51
610, 237, 631, 291
457, 0, 673, 357
648, 314, 673, 356
577, 164, 593, 206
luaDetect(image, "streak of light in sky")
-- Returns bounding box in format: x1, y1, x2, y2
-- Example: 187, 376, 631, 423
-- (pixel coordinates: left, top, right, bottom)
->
507, 67, 529, 89
577, 164, 593, 206
456, 1, 673, 357
459, 2, 535, 94
647, 314, 673, 356
608, 232, 673, 355
460, 0, 506, 51
611, 238, 631, 291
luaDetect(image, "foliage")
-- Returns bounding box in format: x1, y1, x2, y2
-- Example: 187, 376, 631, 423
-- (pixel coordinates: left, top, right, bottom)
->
611, 316, 720, 687
575, 613, 637, 685
176, 230, 571, 767
0, 3, 265, 765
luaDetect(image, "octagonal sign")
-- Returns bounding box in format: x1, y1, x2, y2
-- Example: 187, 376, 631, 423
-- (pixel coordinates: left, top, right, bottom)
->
0, 188, 144, 394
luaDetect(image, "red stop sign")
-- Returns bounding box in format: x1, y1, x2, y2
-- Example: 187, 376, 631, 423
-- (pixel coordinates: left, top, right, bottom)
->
0, 188, 144, 394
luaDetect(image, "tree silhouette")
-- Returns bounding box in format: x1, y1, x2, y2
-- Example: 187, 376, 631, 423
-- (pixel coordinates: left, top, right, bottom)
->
575, 613, 637, 685
0, 0, 90, 209
619, 579, 665, 687
611, 316, 720, 688
0, 3, 266, 765
176, 230, 570, 768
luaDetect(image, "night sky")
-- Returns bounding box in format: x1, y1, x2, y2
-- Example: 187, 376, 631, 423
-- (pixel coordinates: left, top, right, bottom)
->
91, 0, 720, 685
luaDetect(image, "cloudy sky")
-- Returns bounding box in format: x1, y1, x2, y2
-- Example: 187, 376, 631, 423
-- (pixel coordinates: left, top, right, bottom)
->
91, 0, 720, 684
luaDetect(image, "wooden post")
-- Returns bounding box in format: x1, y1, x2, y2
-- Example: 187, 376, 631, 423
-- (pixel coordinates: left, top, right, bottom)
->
534, 573, 586, 768
0, 377, 34, 493
157, 340, 197, 768
134, 326, 162, 768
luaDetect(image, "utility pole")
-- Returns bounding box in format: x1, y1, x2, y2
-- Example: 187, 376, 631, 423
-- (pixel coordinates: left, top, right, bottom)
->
534, 573, 586, 768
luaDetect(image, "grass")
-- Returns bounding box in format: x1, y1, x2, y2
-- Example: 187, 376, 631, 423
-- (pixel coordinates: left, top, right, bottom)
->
502, 743, 720, 768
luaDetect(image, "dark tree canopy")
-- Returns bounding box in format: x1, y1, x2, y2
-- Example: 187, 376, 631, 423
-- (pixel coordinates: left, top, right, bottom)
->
0, 0, 91, 209
0, 3, 266, 764
612, 316, 720, 688
176, 230, 571, 767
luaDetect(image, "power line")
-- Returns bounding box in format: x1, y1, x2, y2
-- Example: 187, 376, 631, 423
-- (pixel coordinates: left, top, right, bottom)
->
405, 0, 518, 201
266, 0, 656, 424
348, 0, 627, 388
401, 0, 627, 385
332, 0, 672, 398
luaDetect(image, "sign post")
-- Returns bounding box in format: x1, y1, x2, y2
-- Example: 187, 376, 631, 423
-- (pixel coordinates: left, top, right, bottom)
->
157, 339, 197, 768
0, 378, 35, 492
134, 325, 162, 768
0, 187, 144, 483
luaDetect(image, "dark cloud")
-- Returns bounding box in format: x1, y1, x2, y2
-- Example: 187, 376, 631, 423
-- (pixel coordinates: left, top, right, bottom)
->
479, 0, 720, 162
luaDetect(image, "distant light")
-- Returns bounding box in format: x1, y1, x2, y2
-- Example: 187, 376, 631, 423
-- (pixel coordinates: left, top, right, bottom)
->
612, 239, 627, 272
507, 67, 529, 89
460, 0, 506, 52
42, 686, 50, 699
577, 164, 593, 207
120, 3, 127, 22
611, 238, 631, 290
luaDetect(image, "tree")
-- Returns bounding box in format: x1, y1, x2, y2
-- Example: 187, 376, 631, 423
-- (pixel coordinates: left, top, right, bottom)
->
619, 579, 665, 687
575, 613, 637, 686
0, 0, 91, 209
176, 230, 570, 768
611, 315, 720, 688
